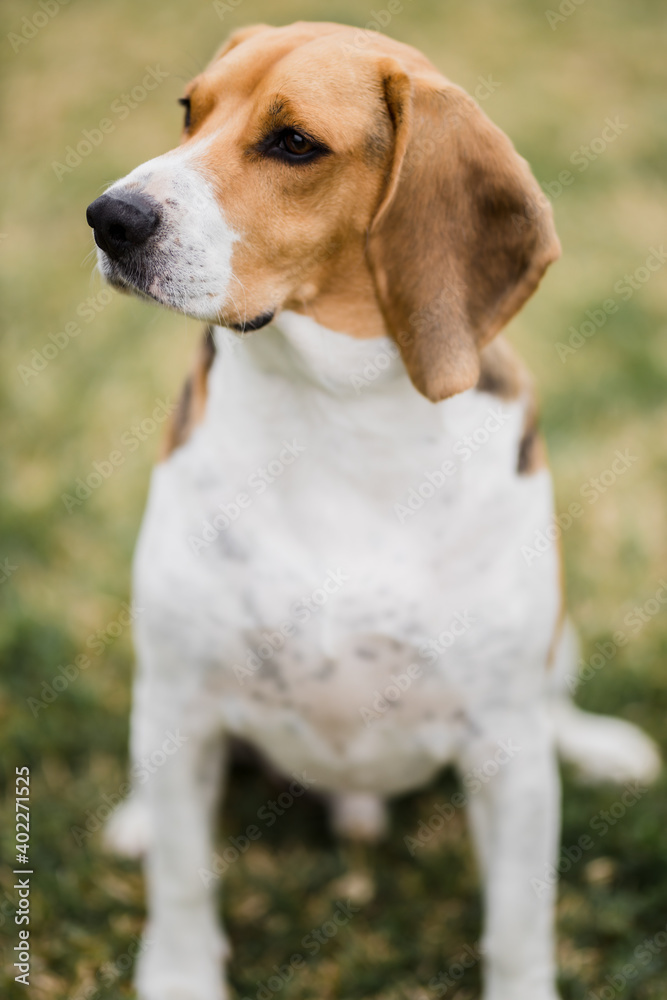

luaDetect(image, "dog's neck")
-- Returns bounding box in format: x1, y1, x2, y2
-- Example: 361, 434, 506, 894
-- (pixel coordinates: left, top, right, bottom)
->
213, 311, 407, 398
202, 311, 451, 450
292, 237, 391, 342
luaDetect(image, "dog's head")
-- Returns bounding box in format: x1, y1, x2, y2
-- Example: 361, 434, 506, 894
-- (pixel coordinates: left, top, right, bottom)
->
87, 22, 559, 401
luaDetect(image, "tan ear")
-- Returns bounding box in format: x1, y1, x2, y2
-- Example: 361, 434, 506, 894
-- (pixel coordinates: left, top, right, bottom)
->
367, 67, 560, 402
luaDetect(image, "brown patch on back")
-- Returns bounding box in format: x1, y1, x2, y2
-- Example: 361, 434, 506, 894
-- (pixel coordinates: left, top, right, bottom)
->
516, 376, 547, 475
161, 326, 216, 459
517, 405, 547, 475
475, 336, 547, 475
477, 335, 527, 399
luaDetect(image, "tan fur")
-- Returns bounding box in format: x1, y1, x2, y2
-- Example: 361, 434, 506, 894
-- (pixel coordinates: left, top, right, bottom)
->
367, 70, 560, 401
172, 23, 559, 401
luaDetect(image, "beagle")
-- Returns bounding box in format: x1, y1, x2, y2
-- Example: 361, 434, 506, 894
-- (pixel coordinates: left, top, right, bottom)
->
86, 22, 660, 1000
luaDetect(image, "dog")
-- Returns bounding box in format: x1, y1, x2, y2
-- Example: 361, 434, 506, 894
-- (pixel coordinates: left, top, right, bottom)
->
86, 22, 660, 1000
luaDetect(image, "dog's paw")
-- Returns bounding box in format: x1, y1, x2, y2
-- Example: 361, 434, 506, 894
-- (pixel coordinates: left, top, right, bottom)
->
136, 973, 228, 1000
136, 972, 228, 1000
135, 927, 229, 1000
103, 794, 151, 858
329, 792, 388, 842
553, 703, 661, 785
484, 991, 561, 1000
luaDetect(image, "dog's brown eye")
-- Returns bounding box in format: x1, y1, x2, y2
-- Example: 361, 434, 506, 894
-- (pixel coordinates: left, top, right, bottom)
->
259, 127, 329, 165
178, 97, 191, 131
280, 131, 313, 156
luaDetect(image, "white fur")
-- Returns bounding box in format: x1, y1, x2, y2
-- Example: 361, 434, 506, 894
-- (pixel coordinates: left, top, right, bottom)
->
96, 138, 239, 319
106, 312, 659, 1000
104, 793, 151, 858
134, 317, 560, 789
329, 791, 389, 841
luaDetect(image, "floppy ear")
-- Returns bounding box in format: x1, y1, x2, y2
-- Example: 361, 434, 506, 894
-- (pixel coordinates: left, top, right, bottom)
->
367, 67, 560, 402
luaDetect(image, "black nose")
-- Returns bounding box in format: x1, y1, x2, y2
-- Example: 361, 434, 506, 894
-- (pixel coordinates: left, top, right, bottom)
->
86, 191, 160, 258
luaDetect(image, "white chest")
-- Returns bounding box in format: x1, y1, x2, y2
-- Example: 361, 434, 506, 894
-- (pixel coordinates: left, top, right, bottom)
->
133, 316, 560, 792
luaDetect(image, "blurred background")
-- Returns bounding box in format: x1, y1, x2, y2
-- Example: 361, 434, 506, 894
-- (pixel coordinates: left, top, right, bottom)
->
1, 0, 667, 997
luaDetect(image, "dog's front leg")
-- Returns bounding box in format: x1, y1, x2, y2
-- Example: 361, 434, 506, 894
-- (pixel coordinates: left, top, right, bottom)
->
134, 681, 228, 1000
461, 712, 561, 1000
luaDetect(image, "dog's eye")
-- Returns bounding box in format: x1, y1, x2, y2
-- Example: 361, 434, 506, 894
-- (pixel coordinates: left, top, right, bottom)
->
279, 131, 314, 157
264, 128, 327, 164
178, 97, 191, 131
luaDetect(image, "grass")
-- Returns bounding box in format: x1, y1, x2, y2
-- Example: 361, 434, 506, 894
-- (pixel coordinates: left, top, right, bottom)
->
1, 0, 666, 997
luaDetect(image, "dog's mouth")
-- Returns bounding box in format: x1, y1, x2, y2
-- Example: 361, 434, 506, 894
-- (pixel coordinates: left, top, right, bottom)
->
96, 241, 196, 313
100, 257, 276, 333
103, 267, 168, 306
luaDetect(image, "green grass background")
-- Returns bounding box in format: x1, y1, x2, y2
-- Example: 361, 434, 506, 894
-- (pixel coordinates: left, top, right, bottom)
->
1, 0, 667, 997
